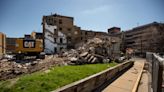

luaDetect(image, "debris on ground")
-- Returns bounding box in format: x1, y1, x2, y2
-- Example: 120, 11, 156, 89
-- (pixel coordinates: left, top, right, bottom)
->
0, 55, 67, 80
0, 36, 120, 80
62, 36, 113, 65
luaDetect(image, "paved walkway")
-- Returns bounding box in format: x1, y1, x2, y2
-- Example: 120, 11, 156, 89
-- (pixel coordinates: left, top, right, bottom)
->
137, 69, 149, 92
102, 58, 145, 92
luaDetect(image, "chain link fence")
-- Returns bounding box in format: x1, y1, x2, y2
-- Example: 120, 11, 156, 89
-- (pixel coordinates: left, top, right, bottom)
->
146, 52, 164, 92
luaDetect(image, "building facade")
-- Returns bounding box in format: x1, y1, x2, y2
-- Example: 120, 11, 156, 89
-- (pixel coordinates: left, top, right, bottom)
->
42, 14, 81, 49
108, 27, 123, 56
124, 22, 164, 54
108, 27, 124, 52
42, 13, 109, 54
43, 22, 67, 54
0, 32, 6, 59
6, 38, 17, 54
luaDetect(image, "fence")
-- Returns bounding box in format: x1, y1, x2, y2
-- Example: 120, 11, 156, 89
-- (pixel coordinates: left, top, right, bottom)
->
146, 52, 164, 92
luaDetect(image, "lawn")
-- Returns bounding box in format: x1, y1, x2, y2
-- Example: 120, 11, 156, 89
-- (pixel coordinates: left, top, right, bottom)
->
0, 63, 117, 92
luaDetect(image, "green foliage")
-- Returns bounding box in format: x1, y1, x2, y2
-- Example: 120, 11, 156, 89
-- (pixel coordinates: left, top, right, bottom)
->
0, 63, 117, 92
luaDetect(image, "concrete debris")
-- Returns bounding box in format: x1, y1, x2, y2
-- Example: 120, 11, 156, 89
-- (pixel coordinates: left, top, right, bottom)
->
80, 52, 88, 57
69, 57, 78, 61
0, 55, 67, 80
63, 37, 113, 65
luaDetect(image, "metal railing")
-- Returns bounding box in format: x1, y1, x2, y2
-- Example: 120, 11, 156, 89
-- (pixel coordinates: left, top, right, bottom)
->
146, 52, 164, 92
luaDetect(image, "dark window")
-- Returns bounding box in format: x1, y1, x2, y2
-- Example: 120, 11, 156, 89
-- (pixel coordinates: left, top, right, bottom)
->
48, 18, 53, 25
68, 28, 71, 31
60, 47, 63, 51
85, 32, 87, 35
60, 38, 63, 43
67, 37, 71, 43
85, 40, 87, 42
81, 37, 83, 40
126, 35, 133, 37
126, 41, 135, 44
54, 47, 57, 53
54, 38, 56, 43
59, 28, 62, 31
59, 19, 62, 24
67, 37, 71, 41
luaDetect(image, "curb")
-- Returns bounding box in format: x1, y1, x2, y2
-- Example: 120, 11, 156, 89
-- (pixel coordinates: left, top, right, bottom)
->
132, 61, 145, 92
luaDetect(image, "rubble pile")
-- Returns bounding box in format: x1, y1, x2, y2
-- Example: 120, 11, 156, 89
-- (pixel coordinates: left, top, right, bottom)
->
63, 37, 112, 65
0, 56, 67, 80
0, 36, 116, 80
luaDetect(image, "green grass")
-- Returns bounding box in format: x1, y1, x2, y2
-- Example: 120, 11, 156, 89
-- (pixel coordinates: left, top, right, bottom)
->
0, 63, 117, 92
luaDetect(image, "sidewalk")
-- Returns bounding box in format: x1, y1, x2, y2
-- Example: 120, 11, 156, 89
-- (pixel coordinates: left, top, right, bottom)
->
102, 58, 145, 92
137, 69, 149, 92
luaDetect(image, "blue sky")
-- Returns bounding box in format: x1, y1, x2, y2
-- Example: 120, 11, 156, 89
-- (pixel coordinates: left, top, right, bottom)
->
0, 0, 164, 37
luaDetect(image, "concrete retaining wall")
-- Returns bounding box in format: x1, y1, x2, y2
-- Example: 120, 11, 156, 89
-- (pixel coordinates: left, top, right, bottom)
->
52, 61, 134, 92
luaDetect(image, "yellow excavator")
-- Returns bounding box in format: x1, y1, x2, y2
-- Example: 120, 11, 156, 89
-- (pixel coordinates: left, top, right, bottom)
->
14, 38, 45, 60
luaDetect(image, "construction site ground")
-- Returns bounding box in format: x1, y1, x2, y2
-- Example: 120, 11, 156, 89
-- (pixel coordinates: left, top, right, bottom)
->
102, 58, 148, 92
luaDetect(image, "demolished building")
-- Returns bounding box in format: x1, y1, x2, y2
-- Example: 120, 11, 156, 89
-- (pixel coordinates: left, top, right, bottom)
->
42, 13, 110, 54
43, 22, 67, 54
42, 13, 81, 52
